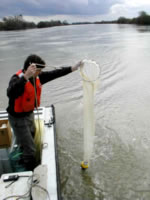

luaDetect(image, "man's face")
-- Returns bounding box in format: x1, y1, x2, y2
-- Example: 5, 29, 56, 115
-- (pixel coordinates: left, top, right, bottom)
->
34, 68, 42, 77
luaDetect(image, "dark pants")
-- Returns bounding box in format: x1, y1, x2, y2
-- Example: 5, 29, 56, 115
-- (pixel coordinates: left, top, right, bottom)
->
8, 113, 36, 171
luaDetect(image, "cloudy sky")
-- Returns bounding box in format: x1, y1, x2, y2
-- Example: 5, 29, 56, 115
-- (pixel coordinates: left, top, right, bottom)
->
1, 0, 150, 23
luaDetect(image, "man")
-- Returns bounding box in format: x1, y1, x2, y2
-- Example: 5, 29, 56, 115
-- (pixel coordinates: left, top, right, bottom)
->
7, 54, 82, 171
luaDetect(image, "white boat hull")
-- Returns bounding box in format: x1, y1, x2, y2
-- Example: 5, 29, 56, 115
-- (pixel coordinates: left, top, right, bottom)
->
0, 105, 60, 200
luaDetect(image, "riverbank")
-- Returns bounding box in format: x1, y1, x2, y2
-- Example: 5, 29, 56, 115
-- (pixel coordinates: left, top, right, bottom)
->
1, 11, 150, 31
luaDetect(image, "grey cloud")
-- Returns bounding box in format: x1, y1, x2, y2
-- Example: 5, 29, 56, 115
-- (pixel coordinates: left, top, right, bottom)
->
0, 0, 122, 18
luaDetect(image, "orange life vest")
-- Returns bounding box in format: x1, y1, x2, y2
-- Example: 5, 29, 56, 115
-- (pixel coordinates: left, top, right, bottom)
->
14, 70, 42, 113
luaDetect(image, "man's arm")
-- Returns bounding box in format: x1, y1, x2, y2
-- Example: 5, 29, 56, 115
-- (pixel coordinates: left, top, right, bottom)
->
39, 61, 83, 85
7, 75, 27, 99
39, 66, 72, 85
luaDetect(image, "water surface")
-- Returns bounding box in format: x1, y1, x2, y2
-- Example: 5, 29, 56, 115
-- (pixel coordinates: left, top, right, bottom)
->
1, 24, 150, 200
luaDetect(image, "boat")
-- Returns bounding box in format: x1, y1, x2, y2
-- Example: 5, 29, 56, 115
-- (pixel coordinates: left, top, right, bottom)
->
0, 105, 61, 200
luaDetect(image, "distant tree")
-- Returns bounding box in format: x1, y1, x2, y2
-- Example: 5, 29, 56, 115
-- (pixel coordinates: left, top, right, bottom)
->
139, 11, 147, 17
115, 11, 150, 25
0, 22, 4, 30
50, 20, 61, 26
62, 20, 69, 25
37, 21, 47, 28
2, 15, 36, 30
3, 17, 7, 22
72, 22, 92, 25
117, 17, 131, 24
136, 11, 150, 25
130, 17, 137, 24
37, 20, 64, 28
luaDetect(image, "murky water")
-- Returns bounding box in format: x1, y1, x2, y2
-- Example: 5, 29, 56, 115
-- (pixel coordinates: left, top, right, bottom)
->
1, 24, 150, 200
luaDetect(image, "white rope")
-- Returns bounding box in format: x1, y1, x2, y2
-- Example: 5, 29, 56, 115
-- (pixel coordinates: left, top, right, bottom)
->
33, 77, 42, 160
3, 175, 50, 200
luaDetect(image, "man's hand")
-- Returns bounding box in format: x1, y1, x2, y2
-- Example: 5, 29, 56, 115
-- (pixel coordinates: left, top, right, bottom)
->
24, 64, 36, 80
72, 61, 84, 72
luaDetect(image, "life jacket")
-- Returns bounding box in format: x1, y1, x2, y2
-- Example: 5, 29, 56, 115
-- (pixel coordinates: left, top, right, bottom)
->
14, 70, 42, 113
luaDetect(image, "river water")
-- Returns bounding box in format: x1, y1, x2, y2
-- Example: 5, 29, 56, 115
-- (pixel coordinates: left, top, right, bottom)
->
1, 24, 150, 200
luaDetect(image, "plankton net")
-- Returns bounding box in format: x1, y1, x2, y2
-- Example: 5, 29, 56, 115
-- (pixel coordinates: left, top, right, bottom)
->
80, 59, 100, 169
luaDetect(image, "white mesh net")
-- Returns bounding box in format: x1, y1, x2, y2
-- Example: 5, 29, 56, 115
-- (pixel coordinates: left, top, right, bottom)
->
80, 59, 100, 166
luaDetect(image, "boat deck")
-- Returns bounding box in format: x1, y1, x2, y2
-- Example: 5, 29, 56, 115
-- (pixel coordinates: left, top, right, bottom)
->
0, 105, 60, 200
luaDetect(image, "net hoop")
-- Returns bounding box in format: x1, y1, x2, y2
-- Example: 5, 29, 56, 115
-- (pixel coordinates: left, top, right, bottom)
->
80, 59, 100, 82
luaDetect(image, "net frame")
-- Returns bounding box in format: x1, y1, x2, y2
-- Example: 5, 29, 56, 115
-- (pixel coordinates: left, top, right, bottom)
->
80, 59, 100, 82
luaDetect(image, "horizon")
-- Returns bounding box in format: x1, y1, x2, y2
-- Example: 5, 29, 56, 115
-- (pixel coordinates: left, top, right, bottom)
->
1, 0, 150, 23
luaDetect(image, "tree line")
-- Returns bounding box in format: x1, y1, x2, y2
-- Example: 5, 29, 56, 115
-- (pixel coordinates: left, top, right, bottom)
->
0, 15, 36, 30
117, 11, 150, 25
0, 15, 69, 31
94, 11, 150, 25
0, 11, 150, 31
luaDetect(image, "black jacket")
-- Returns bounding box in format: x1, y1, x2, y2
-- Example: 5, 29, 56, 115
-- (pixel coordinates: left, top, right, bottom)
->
7, 67, 72, 117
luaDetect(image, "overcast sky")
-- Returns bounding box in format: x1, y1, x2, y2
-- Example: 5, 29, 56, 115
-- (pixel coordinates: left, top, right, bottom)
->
1, 0, 150, 23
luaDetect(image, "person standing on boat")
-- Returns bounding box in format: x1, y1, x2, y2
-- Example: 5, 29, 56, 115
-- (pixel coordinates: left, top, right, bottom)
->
6, 54, 82, 171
